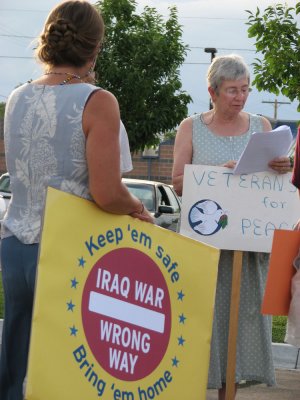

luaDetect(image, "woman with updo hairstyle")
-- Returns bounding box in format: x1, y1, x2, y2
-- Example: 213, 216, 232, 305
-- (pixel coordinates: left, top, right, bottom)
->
0, 1, 153, 399
37, 0, 104, 69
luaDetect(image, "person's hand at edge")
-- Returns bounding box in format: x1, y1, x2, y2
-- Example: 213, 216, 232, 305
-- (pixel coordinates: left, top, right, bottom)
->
268, 156, 293, 174
221, 160, 237, 169
294, 218, 300, 231
130, 202, 155, 223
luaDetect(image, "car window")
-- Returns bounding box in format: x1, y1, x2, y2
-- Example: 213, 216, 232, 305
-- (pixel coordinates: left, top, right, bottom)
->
125, 184, 155, 212
157, 186, 169, 206
163, 185, 181, 213
0, 175, 10, 193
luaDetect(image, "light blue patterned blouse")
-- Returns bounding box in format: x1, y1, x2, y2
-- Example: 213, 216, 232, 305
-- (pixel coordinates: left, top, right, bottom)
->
190, 113, 275, 388
191, 112, 263, 165
2, 82, 131, 244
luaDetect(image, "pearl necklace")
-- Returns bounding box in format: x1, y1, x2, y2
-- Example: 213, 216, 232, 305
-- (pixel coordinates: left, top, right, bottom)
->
44, 71, 82, 85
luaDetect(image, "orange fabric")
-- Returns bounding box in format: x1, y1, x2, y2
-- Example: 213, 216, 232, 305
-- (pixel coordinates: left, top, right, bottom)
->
262, 229, 300, 316
292, 126, 300, 189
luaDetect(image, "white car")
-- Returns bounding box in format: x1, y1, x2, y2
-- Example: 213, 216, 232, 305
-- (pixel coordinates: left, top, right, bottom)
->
123, 178, 181, 232
0, 174, 182, 232
0, 173, 11, 221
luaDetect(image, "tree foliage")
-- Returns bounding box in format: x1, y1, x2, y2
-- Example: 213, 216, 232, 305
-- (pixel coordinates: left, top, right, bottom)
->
0, 103, 5, 118
94, 0, 192, 152
246, 2, 300, 111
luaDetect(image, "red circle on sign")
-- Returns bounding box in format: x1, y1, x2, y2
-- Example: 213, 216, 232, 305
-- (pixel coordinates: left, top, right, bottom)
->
82, 248, 171, 381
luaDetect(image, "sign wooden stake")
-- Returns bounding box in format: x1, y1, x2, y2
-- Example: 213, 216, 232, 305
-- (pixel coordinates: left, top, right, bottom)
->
225, 250, 243, 400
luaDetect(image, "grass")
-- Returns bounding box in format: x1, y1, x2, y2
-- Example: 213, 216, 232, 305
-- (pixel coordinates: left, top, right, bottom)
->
0, 271, 3, 318
0, 272, 288, 343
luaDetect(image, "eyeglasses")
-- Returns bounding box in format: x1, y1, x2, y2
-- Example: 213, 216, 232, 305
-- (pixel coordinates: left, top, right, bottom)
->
223, 87, 252, 97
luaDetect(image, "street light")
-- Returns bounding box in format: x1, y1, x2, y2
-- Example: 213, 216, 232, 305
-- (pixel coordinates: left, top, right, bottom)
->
204, 47, 217, 62
204, 48, 217, 109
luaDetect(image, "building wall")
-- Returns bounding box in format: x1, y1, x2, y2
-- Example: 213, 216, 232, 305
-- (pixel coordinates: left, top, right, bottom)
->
0, 118, 3, 140
123, 141, 174, 184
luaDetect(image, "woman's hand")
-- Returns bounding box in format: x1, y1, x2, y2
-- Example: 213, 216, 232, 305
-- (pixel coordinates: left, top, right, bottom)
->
130, 206, 155, 224
294, 218, 300, 231
221, 160, 237, 169
268, 156, 293, 174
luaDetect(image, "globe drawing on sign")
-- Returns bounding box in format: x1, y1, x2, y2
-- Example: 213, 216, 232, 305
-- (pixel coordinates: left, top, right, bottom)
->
188, 199, 228, 236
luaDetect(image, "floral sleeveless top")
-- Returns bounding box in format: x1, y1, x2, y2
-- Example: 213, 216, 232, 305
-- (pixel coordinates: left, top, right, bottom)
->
3, 82, 132, 244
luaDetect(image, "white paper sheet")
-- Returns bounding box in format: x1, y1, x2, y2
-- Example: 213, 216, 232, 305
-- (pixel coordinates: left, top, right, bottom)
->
233, 125, 293, 174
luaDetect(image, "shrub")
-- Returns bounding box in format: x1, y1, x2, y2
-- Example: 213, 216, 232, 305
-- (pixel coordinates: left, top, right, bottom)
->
272, 316, 287, 343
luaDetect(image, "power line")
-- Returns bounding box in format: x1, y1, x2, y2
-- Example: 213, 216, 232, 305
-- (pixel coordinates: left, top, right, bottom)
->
262, 100, 291, 120
183, 62, 210, 65
0, 39, 256, 53
0, 19, 37, 46
0, 34, 35, 39
189, 46, 256, 52
0, 8, 247, 19
0, 55, 34, 59
0, 56, 209, 64
0, 34, 256, 53
0, 45, 258, 59
178, 16, 247, 20
0, 8, 46, 13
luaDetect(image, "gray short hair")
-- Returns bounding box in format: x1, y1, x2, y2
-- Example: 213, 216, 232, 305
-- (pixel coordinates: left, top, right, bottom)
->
207, 54, 250, 92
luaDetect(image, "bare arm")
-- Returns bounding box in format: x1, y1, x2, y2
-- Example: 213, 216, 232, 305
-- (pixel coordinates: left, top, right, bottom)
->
261, 115, 272, 132
83, 89, 153, 222
172, 118, 193, 196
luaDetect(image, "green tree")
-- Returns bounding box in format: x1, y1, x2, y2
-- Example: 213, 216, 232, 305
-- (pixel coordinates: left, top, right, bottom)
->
0, 102, 5, 118
246, 2, 300, 111
95, 0, 192, 152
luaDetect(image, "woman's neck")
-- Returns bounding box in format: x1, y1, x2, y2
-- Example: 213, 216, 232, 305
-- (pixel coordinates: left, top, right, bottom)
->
32, 63, 93, 86
213, 107, 242, 124
201, 109, 249, 136
45, 64, 91, 78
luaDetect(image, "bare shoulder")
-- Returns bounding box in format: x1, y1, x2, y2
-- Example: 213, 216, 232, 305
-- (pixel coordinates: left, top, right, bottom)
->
174, 116, 193, 155
258, 114, 272, 132
83, 89, 120, 136
261, 117, 272, 132
86, 89, 119, 113
177, 116, 193, 136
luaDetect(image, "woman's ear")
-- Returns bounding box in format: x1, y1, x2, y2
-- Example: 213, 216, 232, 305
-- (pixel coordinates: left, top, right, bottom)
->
208, 86, 217, 102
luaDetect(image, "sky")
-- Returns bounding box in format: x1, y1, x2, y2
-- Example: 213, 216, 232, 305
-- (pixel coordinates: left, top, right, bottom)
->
0, 0, 299, 122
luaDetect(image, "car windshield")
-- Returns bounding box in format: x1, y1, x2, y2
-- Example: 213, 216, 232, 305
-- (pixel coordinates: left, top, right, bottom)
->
0, 175, 10, 193
125, 184, 155, 212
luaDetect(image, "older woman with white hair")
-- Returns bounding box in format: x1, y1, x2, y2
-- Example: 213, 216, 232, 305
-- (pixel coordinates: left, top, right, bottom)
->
172, 54, 292, 400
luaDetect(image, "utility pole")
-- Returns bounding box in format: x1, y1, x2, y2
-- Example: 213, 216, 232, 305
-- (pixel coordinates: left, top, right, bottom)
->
262, 99, 291, 120
204, 48, 217, 110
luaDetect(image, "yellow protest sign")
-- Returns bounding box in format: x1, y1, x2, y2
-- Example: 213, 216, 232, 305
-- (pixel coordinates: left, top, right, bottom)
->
25, 187, 219, 400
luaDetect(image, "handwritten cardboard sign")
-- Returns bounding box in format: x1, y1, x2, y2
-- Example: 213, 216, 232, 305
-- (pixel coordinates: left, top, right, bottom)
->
180, 165, 300, 252
25, 187, 219, 400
